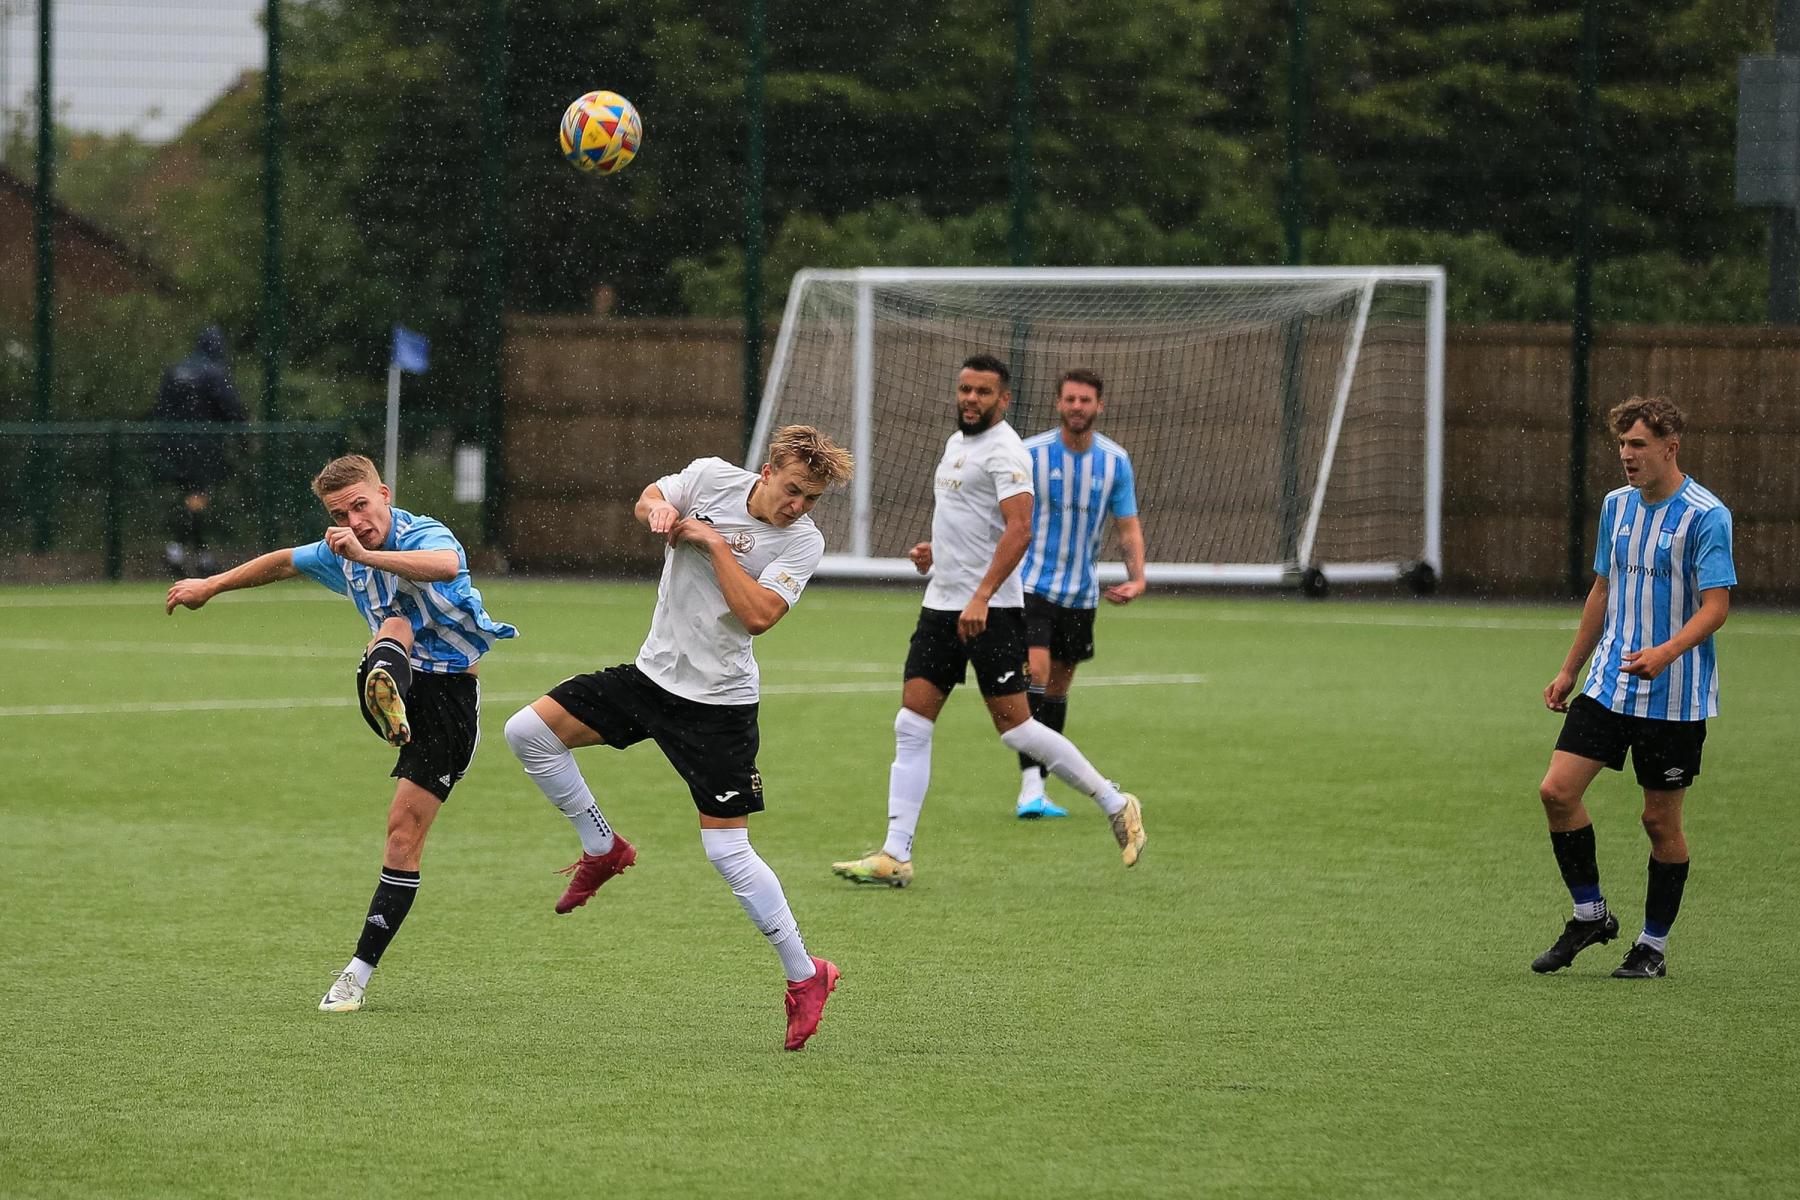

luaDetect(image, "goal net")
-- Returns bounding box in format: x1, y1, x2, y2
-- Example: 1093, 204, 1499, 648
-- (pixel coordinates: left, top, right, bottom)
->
746, 267, 1443, 590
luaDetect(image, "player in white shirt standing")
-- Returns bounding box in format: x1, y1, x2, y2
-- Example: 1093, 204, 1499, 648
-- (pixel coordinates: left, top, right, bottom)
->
832, 354, 1146, 888
502, 426, 854, 1050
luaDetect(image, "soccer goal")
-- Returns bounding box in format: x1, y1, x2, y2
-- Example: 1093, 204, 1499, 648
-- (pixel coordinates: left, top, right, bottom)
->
746, 267, 1444, 595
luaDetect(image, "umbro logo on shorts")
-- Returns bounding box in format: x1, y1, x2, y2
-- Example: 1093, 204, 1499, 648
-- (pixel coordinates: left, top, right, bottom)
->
1664, 767, 1684, 781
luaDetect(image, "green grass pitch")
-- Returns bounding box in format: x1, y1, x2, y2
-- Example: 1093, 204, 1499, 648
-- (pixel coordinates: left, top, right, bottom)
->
2, 581, 1796, 1198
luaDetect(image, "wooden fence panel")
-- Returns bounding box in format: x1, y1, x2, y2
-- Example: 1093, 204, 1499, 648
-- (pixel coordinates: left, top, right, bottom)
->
505, 318, 1800, 601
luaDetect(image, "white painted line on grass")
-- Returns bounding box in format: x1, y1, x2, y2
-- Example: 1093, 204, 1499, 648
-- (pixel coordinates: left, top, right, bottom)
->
0, 672, 1207, 719
1114, 608, 1800, 636
0, 637, 898, 672
0, 591, 340, 608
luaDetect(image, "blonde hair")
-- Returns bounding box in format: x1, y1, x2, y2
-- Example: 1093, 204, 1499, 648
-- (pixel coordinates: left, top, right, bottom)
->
768, 425, 854, 486
311, 454, 383, 498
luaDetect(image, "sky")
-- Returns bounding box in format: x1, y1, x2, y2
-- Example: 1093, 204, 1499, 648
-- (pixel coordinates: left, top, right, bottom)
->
1, 0, 266, 147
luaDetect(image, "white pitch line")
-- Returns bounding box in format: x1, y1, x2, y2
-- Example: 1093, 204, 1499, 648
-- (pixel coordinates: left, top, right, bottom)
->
1113, 608, 1800, 636
0, 637, 899, 672
0, 591, 341, 609
0, 672, 1207, 719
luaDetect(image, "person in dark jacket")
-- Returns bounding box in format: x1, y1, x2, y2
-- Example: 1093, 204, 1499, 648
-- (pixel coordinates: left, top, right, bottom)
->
153, 326, 248, 576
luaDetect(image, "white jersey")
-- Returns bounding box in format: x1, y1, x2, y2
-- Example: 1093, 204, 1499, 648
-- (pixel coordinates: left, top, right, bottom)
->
923, 420, 1035, 611
636, 457, 824, 705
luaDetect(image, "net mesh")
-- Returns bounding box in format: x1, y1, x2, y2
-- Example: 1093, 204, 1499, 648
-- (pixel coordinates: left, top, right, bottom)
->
752, 272, 1437, 575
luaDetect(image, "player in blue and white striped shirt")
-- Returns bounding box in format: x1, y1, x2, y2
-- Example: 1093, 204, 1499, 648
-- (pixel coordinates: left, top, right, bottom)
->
167, 453, 516, 1012
1531, 398, 1734, 980
1012, 367, 1147, 819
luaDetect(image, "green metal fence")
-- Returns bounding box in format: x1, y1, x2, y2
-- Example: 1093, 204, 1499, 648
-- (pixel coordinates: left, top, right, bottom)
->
0, 421, 345, 580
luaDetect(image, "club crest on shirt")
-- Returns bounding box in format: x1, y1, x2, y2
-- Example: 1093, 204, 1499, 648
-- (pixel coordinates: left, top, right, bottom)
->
731, 530, 756, 554
1658, 531, 1673, 550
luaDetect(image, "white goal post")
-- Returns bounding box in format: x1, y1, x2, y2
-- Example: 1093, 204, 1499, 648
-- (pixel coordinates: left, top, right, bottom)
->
746, 267, 1444, 591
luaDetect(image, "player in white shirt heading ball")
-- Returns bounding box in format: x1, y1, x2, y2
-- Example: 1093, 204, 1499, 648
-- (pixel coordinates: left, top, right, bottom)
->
832, 355, 1146, 888
504, 426, 854, 1050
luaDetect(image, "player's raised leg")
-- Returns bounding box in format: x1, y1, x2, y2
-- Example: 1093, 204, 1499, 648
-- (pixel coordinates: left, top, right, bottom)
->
1613, 788, 1689, 979
701, 814, 839, 1049
503, 696, 635, 914
321, 779, 440, 1012
360, 616, 415, 746
1529, 749, 1617, 974
991, 690, 1144, 867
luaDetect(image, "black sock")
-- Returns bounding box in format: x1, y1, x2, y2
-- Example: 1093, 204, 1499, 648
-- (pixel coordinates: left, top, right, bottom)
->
1038, 694, 1068, 736
1548, 825, 1605, 912
1644, 856, 1690, 941
1018, 686, 1047, 774
363, 638, 412, 698
353, 866, 420, 967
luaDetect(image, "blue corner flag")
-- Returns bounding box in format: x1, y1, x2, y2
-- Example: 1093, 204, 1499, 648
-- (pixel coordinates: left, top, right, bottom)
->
392, 325, 430, 375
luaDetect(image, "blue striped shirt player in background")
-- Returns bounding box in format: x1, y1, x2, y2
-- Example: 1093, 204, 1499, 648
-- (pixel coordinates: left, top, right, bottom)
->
1012, 367, 1148, 819
1532, 397, 1734, 980
167, 453, 516, 1013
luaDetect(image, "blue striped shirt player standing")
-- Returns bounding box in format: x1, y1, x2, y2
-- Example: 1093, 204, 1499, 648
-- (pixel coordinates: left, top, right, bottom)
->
1531, 397, 1734, 981
167, 453, 515, 1014
1012, 367, 1148, 819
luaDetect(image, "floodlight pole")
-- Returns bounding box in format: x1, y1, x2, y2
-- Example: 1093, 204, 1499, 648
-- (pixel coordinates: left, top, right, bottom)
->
1285, 0, 1309, 266
260, 0, 285, 551
1010, 0, 1033, 269
743, 0, 767, 455
1773, 0, 1800, 323
1568, 0, 1599, 595
30, 0, 52, 552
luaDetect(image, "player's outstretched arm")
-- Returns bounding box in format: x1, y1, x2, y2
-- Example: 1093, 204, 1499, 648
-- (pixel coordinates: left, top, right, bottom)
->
166, 548, 301, 614
1544, 574, 1609, 710
1103, 515, 1148, 604
322, 527, 458, 583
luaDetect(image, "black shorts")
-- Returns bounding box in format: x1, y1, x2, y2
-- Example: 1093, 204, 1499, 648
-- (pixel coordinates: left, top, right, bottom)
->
1555, 694, 1706, 790
903, 606, 1030, 698
1024, 592, 1098, 664
548, 664, 764, 819
355, 667, 481, 802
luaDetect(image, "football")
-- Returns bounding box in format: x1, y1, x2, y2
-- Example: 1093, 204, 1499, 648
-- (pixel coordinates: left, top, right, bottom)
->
558, 90, 643, 174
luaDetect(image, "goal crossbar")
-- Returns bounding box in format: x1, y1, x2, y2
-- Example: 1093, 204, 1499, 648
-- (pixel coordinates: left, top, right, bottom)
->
749, 266, 1445, 589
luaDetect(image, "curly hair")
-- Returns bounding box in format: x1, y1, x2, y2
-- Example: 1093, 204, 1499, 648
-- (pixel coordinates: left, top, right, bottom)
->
1608, 396, 1685, 439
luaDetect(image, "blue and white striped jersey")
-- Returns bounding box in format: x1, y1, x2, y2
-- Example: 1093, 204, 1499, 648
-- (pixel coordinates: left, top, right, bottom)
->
292, 507, 517, 675
1582, 478, 1735, 720
1020, 430, 1139, 609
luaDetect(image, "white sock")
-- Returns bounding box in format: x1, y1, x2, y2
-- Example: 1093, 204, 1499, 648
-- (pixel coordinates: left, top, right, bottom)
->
1574, 898, 1608, 922
882, 709, 935, 861
504, 707, 615, 855
999, 719, 1126, 815
1018, 766, 1045, 804
344, 957, 374, 988
1636, 930, 1669, 953
701, 827, 815, 982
